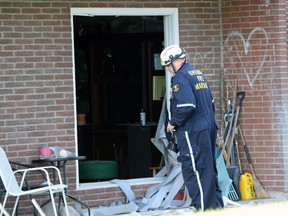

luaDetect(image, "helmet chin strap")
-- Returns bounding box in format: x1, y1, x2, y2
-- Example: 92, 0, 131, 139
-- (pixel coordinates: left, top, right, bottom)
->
171, 63, 176, 74
169, 56, 185, 74
169, 55, 177, 74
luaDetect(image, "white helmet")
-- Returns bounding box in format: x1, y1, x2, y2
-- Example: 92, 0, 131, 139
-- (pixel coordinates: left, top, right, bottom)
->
160, 45, 186, 66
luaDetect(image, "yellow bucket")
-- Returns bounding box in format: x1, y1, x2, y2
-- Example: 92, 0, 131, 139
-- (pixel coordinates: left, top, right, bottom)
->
239, 172, 256, 200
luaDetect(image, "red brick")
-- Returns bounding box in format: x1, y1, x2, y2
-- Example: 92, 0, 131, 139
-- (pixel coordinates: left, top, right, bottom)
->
0, 1, 286, 213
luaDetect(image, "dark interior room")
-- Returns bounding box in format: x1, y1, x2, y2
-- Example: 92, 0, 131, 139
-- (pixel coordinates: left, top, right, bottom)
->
73, 15, 165, 181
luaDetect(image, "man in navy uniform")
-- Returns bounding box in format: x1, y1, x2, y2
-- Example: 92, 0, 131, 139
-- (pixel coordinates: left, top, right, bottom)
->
160, 45, 223, 211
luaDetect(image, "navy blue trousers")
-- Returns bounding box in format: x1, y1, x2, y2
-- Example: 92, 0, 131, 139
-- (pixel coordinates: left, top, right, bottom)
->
177, 125, 223, 210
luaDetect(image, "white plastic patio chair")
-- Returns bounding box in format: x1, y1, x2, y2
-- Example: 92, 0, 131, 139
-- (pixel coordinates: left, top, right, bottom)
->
0, 147, 70, 216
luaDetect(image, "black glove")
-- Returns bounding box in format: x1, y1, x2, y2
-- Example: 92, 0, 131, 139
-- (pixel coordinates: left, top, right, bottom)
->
166, 131, 178, 153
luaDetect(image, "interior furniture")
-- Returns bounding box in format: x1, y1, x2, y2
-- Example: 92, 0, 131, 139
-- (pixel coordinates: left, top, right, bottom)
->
127, 123, 158, 178
74, 28, 165, 177
79, 160, 119, 182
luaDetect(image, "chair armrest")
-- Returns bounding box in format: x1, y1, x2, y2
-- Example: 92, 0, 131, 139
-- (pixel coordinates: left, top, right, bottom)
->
12, 166, 66, 190
9, 160, 49, 191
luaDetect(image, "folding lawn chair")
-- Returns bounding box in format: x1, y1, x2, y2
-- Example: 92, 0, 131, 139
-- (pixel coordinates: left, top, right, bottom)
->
0, 147, 70, 216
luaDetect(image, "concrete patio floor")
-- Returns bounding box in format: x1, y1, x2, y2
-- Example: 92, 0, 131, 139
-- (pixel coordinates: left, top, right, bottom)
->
18, 192, 287, 215
87, 192, 288, 216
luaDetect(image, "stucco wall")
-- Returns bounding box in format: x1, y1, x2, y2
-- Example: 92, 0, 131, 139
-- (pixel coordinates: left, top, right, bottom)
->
0, 0, 287, 214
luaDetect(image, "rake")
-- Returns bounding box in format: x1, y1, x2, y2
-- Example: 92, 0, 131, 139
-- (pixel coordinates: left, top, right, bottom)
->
216, 151, 239, 201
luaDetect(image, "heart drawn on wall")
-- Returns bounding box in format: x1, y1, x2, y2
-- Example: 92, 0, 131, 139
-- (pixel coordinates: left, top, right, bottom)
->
223, 27, 269, 88
192, 51, 215, 71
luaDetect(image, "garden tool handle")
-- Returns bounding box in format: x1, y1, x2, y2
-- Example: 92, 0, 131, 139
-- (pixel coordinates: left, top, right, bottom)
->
243, 145, 252, 165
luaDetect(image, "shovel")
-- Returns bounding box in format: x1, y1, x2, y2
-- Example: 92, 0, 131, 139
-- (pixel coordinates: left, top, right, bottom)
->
226, 91, 245, 166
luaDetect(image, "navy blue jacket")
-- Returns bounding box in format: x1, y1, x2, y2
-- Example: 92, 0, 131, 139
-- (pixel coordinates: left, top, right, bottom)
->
170, 63, 216, 133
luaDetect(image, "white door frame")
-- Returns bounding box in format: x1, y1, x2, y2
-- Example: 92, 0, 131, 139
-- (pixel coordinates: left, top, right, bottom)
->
71, 7, 179, 189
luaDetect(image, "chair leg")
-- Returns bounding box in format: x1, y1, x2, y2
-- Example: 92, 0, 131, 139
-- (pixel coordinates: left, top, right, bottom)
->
0, 204, 10, 216
61, 190, 70, 216
31, 199, 46, 216
67, 194, 90, 216
49, 192, 58, 216
1, 194, 9, 216
11, 196, 20, 216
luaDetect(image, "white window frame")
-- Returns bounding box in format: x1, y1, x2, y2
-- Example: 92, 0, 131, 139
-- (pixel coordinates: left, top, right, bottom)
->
70, 7, 179, 190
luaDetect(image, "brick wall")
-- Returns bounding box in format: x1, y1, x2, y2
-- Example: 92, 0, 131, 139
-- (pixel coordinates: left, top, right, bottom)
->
0, 0, 287, 214
285, 0, 288, 192
221, 0, 287, 192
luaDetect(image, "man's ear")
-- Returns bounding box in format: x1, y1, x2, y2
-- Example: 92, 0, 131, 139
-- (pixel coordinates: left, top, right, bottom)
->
176, 58, 184, 66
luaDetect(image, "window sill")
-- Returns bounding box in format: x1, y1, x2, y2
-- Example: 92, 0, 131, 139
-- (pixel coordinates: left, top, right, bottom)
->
77, 176, 165, 190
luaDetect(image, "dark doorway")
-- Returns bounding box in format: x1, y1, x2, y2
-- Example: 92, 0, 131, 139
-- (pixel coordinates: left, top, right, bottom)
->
73, 16, 165, 181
